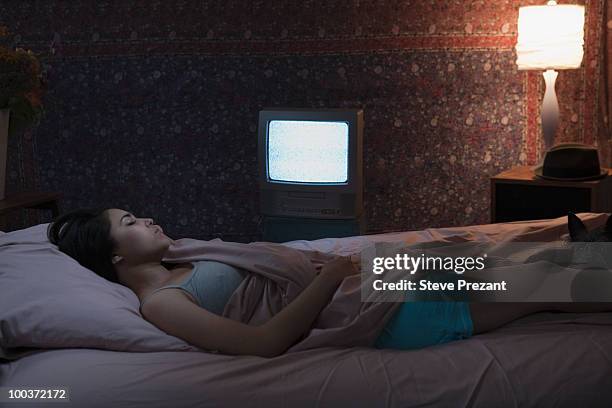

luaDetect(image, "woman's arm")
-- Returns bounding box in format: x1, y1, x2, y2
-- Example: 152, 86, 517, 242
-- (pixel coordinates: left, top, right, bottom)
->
142, 292, 278, 357
142, 257, 356, 358
260, 271, 342, 356
261, 256, 357, 356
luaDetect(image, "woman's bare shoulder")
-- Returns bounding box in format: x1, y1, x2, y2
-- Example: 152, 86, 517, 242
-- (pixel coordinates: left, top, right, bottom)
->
140, 288, 199, 318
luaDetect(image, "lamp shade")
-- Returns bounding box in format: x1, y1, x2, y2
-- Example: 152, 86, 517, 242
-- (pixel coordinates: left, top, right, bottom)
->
515, 2, 585, 70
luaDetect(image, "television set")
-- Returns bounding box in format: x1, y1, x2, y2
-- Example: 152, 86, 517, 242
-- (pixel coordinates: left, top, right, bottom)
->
258, 108, 364, 220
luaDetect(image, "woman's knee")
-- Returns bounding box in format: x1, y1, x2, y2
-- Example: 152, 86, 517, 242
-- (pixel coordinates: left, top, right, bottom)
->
468, 302, 541, 334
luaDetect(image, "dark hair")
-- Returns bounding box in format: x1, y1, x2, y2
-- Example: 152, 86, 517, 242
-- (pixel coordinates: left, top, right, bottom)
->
47, 207, 120, 283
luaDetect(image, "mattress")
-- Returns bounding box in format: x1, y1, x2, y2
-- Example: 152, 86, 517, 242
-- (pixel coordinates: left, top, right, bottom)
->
2, 213, 612, 408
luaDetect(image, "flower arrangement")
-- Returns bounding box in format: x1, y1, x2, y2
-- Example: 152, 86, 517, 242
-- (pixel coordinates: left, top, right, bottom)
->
0, 26, 46, 138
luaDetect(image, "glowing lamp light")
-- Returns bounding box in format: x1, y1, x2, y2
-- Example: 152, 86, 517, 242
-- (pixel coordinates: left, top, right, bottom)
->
515, 1, 585, 158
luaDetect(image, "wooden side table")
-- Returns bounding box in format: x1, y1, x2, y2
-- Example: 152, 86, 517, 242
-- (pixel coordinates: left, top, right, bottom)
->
490, 166, 612, 223
0, 191, 62, 231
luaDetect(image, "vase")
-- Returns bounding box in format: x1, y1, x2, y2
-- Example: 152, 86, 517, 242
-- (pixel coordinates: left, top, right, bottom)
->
0, 109, 9, 201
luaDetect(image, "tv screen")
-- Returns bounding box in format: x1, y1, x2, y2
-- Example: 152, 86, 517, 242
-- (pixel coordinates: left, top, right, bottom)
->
267, 120, 349, 184
258, 108, 364, 220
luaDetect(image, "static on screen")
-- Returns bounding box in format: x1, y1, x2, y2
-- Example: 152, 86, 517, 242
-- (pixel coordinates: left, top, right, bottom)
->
268, 120, 349, 183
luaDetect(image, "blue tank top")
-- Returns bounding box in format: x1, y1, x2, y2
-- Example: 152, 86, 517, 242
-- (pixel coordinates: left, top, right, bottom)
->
139, 261, 248, 315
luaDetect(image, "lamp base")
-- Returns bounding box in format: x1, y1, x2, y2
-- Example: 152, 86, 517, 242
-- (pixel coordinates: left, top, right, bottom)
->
540, 69, 559, 160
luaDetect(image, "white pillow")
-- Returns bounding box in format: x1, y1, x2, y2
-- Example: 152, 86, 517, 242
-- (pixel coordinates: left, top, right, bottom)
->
0, 223, 200, 352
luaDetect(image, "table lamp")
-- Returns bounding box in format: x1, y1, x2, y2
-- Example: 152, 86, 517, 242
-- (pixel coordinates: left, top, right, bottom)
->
515, 1, 585, 160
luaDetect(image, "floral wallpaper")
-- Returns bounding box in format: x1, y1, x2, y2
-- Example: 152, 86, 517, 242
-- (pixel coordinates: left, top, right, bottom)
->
0, 0, 607, 242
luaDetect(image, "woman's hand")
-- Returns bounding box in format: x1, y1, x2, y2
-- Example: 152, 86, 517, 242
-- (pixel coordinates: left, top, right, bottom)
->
319, 256, 360, 284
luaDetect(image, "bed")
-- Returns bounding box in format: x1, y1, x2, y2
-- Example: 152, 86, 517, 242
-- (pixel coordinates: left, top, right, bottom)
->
2, 213, 612, 408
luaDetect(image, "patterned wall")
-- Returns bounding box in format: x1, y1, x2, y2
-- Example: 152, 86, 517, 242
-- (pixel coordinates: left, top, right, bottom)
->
0, 0, 607, 242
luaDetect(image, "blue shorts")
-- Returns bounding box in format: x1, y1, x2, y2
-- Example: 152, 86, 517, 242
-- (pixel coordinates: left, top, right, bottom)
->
374, 301, 474, 350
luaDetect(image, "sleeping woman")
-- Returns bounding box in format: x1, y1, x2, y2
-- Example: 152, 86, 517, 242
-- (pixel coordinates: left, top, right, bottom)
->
47, 207, 612, 357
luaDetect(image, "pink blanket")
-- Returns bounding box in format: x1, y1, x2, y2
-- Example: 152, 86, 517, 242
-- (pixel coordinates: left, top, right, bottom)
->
161, 212, 611, 353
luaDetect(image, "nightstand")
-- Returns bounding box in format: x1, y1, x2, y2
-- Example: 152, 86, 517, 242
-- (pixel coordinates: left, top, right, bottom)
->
0, 191, 62, 231
490, 165, 612, 223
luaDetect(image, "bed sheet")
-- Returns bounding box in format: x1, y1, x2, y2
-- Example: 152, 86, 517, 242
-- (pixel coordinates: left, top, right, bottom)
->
2, 213, 612, 408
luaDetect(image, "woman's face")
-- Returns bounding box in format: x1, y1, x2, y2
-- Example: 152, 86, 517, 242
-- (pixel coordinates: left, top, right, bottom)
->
105, 208, 174, 265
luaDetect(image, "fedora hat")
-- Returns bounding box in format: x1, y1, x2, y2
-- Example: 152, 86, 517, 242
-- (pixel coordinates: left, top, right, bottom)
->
534, 143, 608, 181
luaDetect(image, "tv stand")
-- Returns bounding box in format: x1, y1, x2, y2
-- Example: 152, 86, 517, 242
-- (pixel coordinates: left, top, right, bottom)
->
261, 215, 365, 243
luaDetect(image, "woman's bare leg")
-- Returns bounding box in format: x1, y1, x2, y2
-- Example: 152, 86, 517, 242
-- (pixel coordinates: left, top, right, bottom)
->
469, 302, 612, 335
